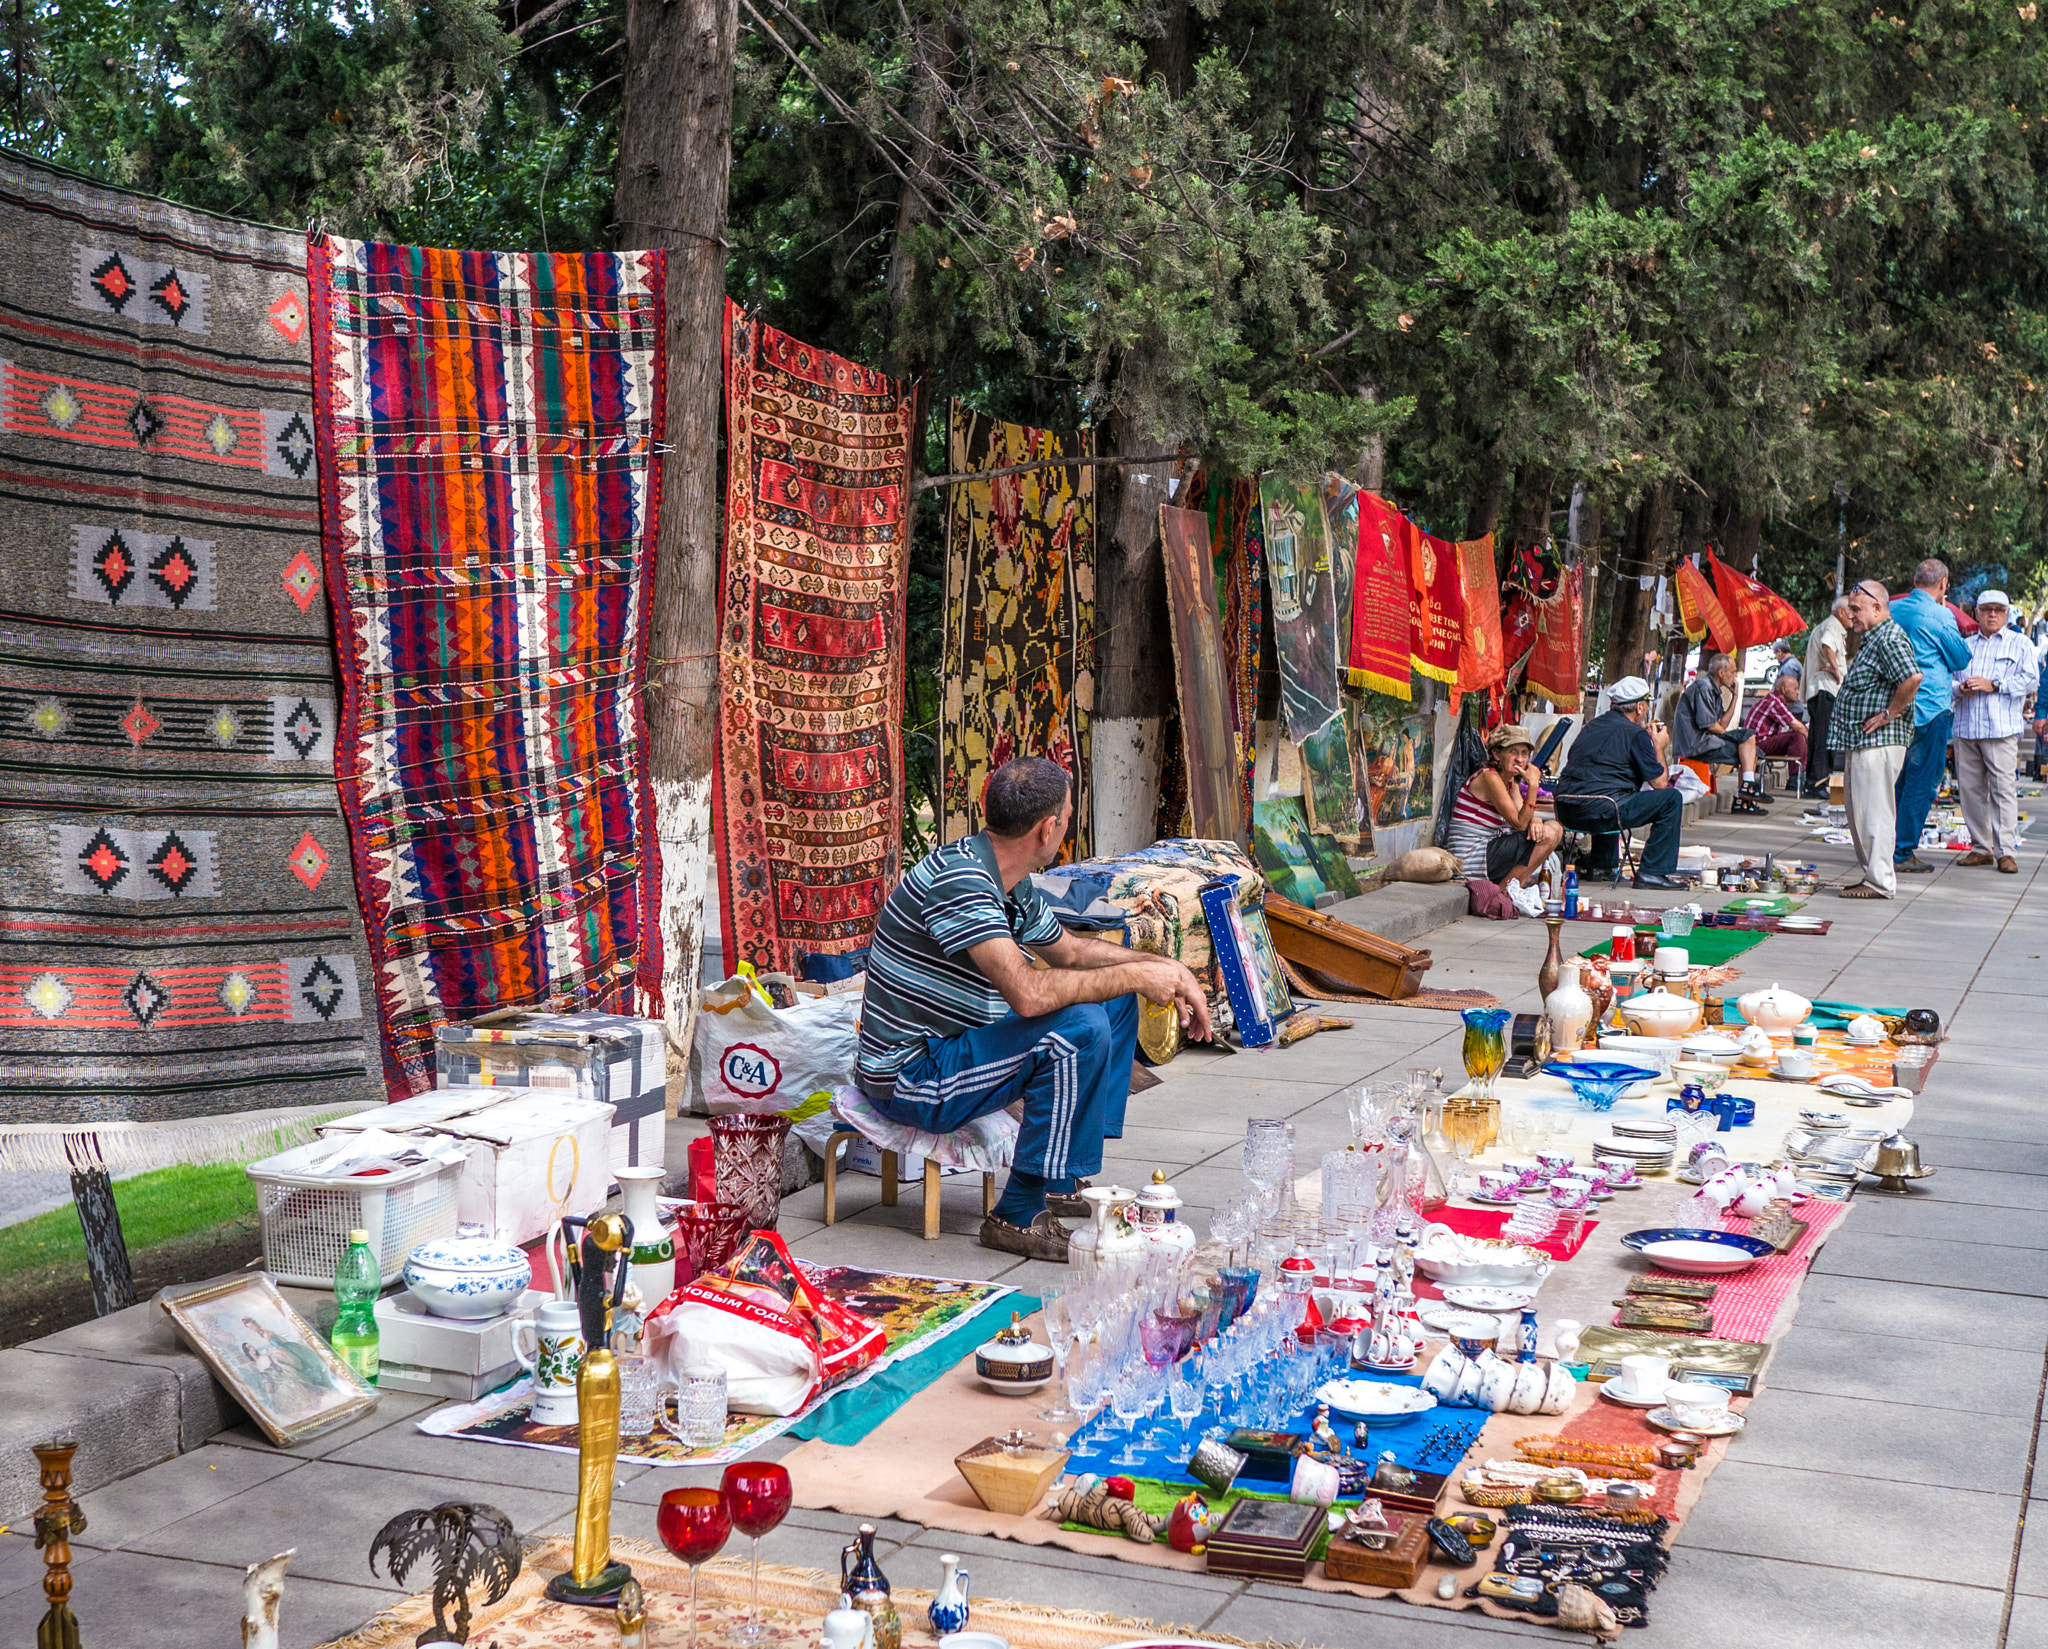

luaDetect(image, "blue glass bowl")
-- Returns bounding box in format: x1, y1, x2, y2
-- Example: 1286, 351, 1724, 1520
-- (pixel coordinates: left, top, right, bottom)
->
1539, 1060, 1662, 1112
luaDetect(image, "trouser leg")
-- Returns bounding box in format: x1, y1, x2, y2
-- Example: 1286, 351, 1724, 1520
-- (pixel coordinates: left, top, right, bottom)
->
1892, 711, 1952, 863
1807, 693, 1835, 783
1848, 745, 1906, 896
1954, 737, 1993, 853
1617, 788, 1684, 875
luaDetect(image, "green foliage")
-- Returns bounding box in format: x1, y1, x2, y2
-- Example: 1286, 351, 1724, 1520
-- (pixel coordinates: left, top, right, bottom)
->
0, 1162, 259, 1278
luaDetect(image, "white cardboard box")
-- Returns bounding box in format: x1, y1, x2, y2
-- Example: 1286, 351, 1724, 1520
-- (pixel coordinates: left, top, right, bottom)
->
321, 1088, 615, 1245
436, 1009, 667, 1171
374, 1287, 542, 1400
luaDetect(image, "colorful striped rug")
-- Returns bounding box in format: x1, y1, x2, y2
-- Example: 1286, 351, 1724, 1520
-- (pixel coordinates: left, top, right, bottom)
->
309, 236, 666, 1094
0, 151, 384, 1166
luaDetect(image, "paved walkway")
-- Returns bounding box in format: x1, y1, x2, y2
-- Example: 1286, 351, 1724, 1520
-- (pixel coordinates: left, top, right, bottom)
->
2, 792, 2042, 1649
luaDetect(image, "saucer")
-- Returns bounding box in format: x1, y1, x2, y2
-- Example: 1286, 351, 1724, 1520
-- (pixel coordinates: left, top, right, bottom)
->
1466, 1191, 1522, 1207
1767, 1068, 1819, 1082
1645, 1406, 1745, 1437
1598, 1380, 1672, 1408
1351, 1356, 1420, 1375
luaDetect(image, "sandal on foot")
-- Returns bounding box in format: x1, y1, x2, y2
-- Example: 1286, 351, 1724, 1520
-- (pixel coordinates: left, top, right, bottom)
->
1840, 883, 1888, 899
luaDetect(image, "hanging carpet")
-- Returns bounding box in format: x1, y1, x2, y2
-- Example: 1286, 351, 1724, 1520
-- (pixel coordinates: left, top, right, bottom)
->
0, 151, 384, 1167
939, 405, 1095, 860
309, 235, 666, 1096
717, 306, 912, 974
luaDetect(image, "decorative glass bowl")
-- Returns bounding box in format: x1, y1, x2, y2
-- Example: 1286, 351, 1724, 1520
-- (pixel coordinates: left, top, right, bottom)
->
1539, 1060, 1661, 1112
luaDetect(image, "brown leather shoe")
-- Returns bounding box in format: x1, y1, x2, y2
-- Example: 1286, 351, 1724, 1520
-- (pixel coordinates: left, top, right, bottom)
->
1998, 855, 2020, 874
1896, 855, 1935, 873
979, 1211, 1071, 1261
1044, 1179, 1094, 1217
1958, 850, 1994, 867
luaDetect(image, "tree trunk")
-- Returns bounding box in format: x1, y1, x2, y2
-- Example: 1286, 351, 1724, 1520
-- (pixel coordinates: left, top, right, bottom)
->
615, 0, 737, 1041
1353, 384, 1385, 493
71, 1169, 134, 1317
1569, 481, 1604, 666
1143, 0, 1193, 95
883, 23, 955, 377
1604, 485, 1668, 684
1507, 470, 1552, 547
1466, 458, 1509, 540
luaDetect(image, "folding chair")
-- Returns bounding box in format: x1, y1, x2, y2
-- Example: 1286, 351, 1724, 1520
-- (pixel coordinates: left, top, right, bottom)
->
1554, 793, 1642, 884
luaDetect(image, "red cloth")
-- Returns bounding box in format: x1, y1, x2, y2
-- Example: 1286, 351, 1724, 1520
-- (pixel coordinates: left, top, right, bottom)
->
1706, 551, 1804, 649
1455, 535, 1505, 693
1432, 1202, 1597, 1263
1674, 558, 1735, 654
1409, 524, 1464, 686
1524, 565, 1584, 707
1349, 492, 1413, 697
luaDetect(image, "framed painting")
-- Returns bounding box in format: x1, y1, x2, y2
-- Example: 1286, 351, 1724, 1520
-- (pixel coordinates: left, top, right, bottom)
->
160, 1273, 377, 1446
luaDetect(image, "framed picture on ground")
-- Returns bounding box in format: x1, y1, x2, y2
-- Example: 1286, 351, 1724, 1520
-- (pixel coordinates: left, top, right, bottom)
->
160, 1273, 376, 1446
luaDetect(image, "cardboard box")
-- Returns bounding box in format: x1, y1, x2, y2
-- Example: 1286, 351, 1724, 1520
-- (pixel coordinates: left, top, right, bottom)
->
437, 1008, 667, 1171
374, 1287, 541, 1400
322, 1088, 615, 1245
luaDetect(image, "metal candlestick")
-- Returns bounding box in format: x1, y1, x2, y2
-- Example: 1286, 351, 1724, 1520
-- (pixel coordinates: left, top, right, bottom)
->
33, 1438, 85, 1649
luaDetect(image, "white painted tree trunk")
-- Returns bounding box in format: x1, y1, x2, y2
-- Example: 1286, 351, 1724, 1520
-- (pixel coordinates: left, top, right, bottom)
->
241, 1550, 293, 1649
654, 773, 711, 1062
1091, 715, 1161, 855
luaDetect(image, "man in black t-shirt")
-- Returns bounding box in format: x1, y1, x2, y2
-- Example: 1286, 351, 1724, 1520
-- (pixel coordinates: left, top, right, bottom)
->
1552, 676, 1688, 888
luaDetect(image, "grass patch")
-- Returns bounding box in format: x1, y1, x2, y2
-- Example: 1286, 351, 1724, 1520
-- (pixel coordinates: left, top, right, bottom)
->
0, 1162, 259, 1278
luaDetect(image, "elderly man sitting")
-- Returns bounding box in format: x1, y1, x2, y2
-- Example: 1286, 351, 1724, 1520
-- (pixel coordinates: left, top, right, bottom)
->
1672, 651, 1770, 814
1551, 675, 1688, 889
1952, 589, 2036, 873
1746, 671, 1811, 782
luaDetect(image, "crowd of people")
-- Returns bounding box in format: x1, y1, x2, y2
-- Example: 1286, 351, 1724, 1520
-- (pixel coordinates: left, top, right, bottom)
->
1446, 557, 2041, 902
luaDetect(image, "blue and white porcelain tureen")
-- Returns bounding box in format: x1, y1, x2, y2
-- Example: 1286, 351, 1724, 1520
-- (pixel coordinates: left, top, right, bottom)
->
402, 1223, 532, 1320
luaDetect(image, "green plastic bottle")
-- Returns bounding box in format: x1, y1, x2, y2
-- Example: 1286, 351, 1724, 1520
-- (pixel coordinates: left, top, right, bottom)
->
331, 1227, 381, 1386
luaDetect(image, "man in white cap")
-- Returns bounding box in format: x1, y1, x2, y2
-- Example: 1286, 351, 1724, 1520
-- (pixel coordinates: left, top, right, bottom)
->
1951, 589, 2035, 873
1551, 676, 1688, 888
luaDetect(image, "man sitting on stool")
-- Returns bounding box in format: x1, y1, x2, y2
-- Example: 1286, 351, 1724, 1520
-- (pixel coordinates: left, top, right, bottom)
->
1673, 650, 1771, 814
1552, 676, 1688, 889
854, 756, 1211, 1261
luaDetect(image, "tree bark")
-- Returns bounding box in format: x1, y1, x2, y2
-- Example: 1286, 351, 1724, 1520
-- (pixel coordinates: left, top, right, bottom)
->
615, 0, 737, 1042
1352, 384, 1385, 493
1507, 470, 1553, 547
883, 23, 955, 378
1465, 458, 1509, 540
1603, 484, 1668, 684
71, 1169, 134, 1317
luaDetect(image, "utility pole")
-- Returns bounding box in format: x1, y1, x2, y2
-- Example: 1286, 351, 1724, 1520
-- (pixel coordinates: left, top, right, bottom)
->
615, 0, 738, 1045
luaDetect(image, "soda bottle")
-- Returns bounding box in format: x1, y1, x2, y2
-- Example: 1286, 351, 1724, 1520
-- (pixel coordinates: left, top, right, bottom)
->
1562, 865, 1579, 919
331, 1227, 381, 1386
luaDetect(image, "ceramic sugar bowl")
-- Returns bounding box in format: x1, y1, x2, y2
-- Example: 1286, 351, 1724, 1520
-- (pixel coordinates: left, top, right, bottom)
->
1133, 1169, 1198, 1255
1735, 982, 1811, 1035
973, 1312, 1056, 1395
403, 1223, 532, 1320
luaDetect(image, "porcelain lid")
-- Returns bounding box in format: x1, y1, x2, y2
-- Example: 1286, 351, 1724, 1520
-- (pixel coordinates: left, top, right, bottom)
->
1135, 1168, 1182, 1211
407, 1223, 527, 1271
978, 1311, 1050, 1365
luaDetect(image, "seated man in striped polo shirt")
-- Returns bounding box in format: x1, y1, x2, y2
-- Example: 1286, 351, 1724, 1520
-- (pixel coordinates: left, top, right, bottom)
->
855, 757, 1212, 1260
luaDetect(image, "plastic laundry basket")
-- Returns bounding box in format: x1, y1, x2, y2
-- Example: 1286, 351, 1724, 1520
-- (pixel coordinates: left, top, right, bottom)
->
245, 1141, 461, 1288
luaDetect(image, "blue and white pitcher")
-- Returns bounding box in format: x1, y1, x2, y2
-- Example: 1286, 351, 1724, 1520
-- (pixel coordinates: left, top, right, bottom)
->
926, 1553, 970, 1636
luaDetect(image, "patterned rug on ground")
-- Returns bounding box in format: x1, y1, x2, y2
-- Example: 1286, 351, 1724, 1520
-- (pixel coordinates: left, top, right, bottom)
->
317, 1541, 1290, 1649
715, 305, 913, 974
308, 235, 666, 1094
0, 151, 384, 1165
940, 404, 1095, 861
416, 1267, 1011, 1466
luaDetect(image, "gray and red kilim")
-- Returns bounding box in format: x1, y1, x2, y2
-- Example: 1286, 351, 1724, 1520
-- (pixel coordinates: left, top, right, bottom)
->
0, 149, 383, 1156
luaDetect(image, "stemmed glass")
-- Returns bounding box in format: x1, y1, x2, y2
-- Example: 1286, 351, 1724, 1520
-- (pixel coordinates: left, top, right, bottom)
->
1109, 1367, 1150, 1467
720, 1462, 792, 1640
1038, 1285, 1078, 1422
1243, 1118, 1293, 1209
656, 1487, 732, 1649
1169, 1366, 1206, 1459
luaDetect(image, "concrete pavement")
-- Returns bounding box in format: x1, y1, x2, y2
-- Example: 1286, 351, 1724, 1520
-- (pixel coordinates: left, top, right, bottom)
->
2, 788, 2042, 1649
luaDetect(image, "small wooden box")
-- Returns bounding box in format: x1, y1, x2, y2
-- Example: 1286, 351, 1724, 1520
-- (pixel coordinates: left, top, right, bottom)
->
1322, 1514, 1431, 1588
1204, 1498, 1324, 1583
953, 1437, 1068, 1518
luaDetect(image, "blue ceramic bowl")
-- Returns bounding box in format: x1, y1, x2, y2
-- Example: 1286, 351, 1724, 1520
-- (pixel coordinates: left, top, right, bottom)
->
1540, 1060, 1661, 1112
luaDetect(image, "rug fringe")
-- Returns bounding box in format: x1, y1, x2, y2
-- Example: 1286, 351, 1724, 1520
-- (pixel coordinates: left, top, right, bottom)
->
0, 1104, 375, 1174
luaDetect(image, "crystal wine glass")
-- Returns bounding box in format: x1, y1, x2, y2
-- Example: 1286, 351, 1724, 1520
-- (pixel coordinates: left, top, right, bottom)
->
656, 1487, 732, 1649
1242, 1117, 1293, 1202
720, 1462, 792, 1640
1038, 1285, 1078, 1422
1110, 1367, 1150, 1467
1169, 1367, 1206, 1458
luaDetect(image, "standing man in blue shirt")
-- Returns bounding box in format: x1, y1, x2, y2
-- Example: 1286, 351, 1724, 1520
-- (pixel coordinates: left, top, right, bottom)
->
1887, 559, 1972, 874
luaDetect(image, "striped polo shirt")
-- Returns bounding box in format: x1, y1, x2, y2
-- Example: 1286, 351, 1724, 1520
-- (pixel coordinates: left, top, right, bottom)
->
855, 836, 1064, 1096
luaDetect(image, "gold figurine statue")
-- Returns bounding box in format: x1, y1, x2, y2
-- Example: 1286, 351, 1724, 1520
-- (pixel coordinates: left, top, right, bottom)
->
545, 1211, 636, 1606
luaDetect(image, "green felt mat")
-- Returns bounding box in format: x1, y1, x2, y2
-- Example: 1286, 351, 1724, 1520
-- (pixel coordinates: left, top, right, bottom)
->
1720, 893, 1803, 916
1579, 926, 1766, 966
1062, 1476, 1334, 1559
787, 1292, 1038, 1447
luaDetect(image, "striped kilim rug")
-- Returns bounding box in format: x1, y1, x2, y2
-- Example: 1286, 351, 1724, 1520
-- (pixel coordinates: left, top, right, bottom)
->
0, 150, 384, 1166
309, 236, 667, 1094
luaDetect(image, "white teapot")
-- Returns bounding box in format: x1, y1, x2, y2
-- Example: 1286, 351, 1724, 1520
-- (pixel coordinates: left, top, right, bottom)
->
1736, 982, 1811, 1035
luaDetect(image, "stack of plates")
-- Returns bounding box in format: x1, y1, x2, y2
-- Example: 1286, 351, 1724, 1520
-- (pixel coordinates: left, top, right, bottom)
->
1593, 1133, 1676, 1174
1612, 1120, 1677, 1143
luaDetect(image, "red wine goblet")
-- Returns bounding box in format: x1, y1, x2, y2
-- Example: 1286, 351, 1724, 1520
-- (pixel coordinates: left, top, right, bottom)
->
719, 1461, 792, 1640
656, 1486, 732, 1649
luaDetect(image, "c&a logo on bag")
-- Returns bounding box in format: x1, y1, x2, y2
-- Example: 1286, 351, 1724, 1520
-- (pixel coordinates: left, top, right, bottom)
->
719, 1041, 783, 1101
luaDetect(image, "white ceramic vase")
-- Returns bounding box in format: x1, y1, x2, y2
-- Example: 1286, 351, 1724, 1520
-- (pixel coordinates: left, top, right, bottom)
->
616, 1166, 677, 1308
1543, 960, 1595, 1054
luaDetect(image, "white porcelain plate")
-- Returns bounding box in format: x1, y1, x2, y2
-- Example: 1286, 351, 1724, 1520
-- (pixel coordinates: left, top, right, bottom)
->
1636, 1238, 1763, 1276
1317, 1379, 1438, 1420
1645, 1406, 1746, 1437
1442, 1285, 1537, 1313
1597, 1379, 1673, 1408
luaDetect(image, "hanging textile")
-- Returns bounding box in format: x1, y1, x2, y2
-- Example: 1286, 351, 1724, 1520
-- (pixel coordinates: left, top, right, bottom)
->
1409, 525, 1464, 686
940, 405, 1095, 860
1159, 507, 1245, 842
310, 234, 665, 1095
717, 306, 913, 975
1673, 557, 1735, 653
1706, 551, 1805, 650
1209, 477, 1264, 829
1455, 536, 1505, 693
1348, 492, 1413, 698
1259, 473, 1345, 741
0, 152, 385, 1167
1524, 565, 1586, 708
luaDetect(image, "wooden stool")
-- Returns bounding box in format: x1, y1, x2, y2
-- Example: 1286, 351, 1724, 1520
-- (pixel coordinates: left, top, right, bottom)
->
820, 1128, 997, 1241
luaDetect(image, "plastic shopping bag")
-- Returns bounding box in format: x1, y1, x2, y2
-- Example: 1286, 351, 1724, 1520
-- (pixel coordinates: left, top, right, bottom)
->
687, 966, 860, 1114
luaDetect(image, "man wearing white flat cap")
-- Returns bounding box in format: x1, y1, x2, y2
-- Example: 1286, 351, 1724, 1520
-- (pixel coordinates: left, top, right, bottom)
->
1552, 676, 1688, 888
1952, 589, 2035, 873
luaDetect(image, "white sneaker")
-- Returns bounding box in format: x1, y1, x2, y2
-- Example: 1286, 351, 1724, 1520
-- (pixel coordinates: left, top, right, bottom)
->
1508, 882, 1546, 918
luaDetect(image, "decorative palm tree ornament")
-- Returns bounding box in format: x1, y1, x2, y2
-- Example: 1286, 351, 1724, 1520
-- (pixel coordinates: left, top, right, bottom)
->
369, 1502, 522, 1645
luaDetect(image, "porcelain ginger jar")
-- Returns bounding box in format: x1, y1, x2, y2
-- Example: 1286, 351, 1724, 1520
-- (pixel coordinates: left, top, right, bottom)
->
1133, 1169, 1198, 1255
1735, 982, 1811, 1035
403, 1223, 532, 1319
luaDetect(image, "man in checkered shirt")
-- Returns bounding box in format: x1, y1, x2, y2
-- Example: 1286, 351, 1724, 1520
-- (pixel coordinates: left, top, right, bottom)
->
1829, 581, 1923, 899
